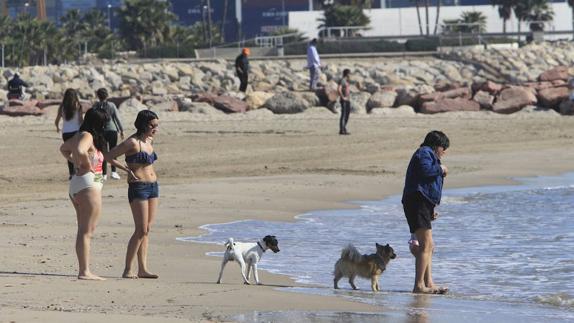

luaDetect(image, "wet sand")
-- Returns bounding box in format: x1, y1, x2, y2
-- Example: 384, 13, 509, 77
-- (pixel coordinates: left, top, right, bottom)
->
0, 108, 573, 322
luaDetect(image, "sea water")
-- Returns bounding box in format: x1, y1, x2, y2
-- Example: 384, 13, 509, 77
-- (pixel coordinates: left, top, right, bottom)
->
179, 173, 574, 322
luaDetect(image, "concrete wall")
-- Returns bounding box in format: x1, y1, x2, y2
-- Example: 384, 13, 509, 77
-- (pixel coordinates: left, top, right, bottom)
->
289, 3, 574, 39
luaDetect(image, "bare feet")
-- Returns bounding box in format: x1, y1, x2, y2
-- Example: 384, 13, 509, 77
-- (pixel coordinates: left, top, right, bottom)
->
78, 273, 106, 281
413, 286, 448, 294
138, 271, 159, 279
122, 270, 138, 279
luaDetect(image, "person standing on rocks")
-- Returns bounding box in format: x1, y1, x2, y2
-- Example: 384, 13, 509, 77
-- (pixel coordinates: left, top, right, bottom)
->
92, 88, 124, 181
55, 88, 84, 180
402, 130, 450, 295
337, 69, 351, 135
307, 38, 321, 90
7, 73, 30, 100
235, 48, 250, 92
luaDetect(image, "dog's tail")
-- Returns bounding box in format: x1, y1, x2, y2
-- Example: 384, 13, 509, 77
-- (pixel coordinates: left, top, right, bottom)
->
224, 238, 235, 250
340, 244, 363, 263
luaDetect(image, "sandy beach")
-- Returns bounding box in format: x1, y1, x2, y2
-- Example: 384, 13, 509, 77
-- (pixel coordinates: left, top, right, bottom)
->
1, 107, 573, 322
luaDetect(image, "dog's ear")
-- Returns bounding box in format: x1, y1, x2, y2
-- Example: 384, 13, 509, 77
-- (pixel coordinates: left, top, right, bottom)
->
376, 243, 381, 248
386, 244, 390, 248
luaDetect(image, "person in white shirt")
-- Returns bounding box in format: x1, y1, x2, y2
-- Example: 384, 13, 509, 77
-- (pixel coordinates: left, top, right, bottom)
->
55, 88, 84, 180
307, 38, 321, 90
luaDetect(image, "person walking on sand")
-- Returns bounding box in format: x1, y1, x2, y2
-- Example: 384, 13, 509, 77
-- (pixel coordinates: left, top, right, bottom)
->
235, 48, 250, 93
402, 130, 450, 294
92, 88, 124, 181
307, 38, 321, 90
104, 110, 160, 279
60, 108, 109, 281
338, 69, 351, 135
55, 88, 84, 180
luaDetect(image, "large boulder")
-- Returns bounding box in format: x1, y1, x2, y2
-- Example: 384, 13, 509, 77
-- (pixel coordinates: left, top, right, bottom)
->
367, 90, 397, 111
350, 92, 371, 114
538, 66, 569, 82
264, 92, 309, 114
1, 100, 43, 116
537, 86, 569, 108
150, 100, 179, 112
472, 91, 494, 110
192, 92, 246, 113
419, 87, 471, 103
420, 98, 480, 114
492, 87, 537, 114
315, 80, 339, 106
245, 91, 274, 110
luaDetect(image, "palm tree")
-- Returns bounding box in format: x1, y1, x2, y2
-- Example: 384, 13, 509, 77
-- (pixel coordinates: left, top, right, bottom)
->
412, 0, 423, 35
434, 0, 441, 35
460, 11, 487, 33
491, 0, 516, 33
117, 0, 176, 54
318, 4, 370, 37
514, 0, 553, 35
524, 0, 553, 32
569, 0, 574, 39
221, 0, 228, 43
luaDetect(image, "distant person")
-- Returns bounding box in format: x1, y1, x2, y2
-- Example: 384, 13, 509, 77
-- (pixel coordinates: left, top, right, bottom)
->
235, 48, 250, 92
55, 88, 84, 180
402, 130, 450, 294
307, 38, 321, 90
105, 110, 160, 279
337, 69, 351, 135
92, 88, 124, 181
59, 108, 109, 281
7, 73, 30, 100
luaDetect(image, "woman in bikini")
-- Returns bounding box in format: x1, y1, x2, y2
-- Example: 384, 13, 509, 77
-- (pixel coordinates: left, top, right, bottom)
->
105, 110, 160, 279
60, 108, 109, 280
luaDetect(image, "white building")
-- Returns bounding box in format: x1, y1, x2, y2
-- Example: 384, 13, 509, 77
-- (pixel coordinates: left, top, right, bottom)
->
289, 3, 574, 39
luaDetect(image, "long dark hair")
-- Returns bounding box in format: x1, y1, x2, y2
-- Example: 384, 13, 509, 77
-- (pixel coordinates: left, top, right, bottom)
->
96, 88, 108, 102
134, 110, 158, 136
62, 88, 81, 121
421, 130, 450, 150
80, 108, 109, 151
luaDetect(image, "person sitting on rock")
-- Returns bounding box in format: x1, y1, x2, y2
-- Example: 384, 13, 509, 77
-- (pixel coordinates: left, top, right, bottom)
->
7, 73, 30, 100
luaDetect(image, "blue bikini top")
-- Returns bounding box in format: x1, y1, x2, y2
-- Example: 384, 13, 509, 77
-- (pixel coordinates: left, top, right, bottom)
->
125, 140, 157, 164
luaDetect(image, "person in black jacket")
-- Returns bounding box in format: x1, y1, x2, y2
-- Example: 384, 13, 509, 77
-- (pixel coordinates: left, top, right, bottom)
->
235, 48, 250, 92
7, 73, 30, 100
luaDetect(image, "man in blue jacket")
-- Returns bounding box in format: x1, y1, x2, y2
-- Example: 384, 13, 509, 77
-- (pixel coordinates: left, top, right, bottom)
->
402, 130, 449, 294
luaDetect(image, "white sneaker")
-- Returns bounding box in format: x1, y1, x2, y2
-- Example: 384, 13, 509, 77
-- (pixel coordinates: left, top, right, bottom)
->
102, 175, 108, 181
111, 172, 121, 180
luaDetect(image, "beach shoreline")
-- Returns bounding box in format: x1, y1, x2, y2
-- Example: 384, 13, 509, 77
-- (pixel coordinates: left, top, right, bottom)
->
1, 111, 574, 322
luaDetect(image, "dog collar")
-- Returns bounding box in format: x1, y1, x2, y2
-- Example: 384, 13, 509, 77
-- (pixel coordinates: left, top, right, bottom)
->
257, 242, 266, 252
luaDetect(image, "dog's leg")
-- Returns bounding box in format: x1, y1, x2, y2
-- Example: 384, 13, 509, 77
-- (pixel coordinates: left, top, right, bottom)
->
333, 269, 342, 289
237, 257, 250, 285
371, 275, 379, 292
349, 275, 358, 290
246, 262, 251, 281
216, 256, 229, 284
253, 264, 261, 285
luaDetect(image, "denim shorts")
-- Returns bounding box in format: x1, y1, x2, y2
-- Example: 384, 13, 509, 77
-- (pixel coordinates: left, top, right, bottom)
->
128, 182, 159, 203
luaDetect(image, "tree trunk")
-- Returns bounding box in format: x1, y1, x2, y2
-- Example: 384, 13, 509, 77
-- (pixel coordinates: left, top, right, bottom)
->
425, 0, 430, 36
572, 7, 574, 40
221, 0, 228, 43
415, 1, 423, 36
503, 18, 507, 34
434, 0, 440, 35
517, 19, 521, 42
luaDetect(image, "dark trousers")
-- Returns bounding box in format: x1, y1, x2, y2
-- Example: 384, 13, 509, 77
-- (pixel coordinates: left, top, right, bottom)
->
238, 73, 248, 92
62, 131, 77, 176
339, 100, 351, 133
103, 130, 118, 175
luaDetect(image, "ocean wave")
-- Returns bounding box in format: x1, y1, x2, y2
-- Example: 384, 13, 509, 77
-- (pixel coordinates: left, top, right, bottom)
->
533, 293, 574, 308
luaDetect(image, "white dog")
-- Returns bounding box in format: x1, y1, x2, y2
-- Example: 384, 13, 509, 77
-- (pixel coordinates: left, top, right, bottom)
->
216, 235, 280, 285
